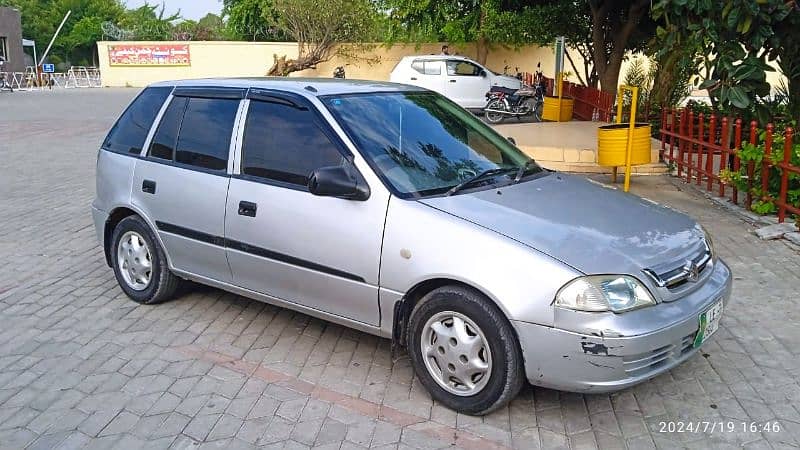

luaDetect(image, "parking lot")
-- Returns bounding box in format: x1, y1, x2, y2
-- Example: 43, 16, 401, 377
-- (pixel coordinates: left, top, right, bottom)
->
1, 88, 800, 449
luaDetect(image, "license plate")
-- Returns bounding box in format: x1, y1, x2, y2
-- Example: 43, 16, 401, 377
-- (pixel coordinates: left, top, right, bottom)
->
693, 299, 724, 348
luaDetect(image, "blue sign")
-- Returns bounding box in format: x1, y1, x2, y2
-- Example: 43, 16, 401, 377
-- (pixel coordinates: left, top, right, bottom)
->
42, 64, 55, 73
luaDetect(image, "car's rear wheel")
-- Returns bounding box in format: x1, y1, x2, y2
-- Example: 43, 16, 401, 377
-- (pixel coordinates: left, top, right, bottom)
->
111, 215, 181, 304
484, 99, 506, 124
407, 285, 524, 415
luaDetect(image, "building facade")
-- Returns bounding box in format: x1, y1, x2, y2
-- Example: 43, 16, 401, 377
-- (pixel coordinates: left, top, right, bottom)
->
0, 7, 25, 73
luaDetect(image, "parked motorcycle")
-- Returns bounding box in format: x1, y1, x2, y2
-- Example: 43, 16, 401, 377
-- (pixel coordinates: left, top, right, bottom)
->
484, 63, 545, 124
333, 66, 346, 79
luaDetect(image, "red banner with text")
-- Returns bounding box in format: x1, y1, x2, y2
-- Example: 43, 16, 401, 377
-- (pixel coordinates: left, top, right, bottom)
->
108, 44, 191, 66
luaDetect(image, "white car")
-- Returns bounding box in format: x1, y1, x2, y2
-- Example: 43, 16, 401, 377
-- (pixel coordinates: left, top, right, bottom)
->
389, 55, 523, 109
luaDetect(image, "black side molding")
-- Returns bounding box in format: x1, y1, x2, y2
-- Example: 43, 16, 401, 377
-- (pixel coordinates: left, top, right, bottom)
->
155, 221, 225, 247
154, 221, 365, 283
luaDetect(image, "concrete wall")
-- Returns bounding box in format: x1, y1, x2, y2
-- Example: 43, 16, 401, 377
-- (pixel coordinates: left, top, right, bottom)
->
97, 40, 564, 87
96, 40, 787, 95
0, 7, 25, 73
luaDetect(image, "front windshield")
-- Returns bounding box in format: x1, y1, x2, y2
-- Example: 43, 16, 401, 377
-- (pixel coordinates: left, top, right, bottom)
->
322, 92, 542, 198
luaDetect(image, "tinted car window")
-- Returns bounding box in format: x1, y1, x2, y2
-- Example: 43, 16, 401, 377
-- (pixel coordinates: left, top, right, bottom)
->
103, 86, 171, 155
148, 97, 187, 161
175, 97, 239, 171
411, 59, 441, 75
241, 100, 345, 187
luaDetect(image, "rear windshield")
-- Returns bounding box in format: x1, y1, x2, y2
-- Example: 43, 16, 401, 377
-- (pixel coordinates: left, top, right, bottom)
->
103, 86, 172, 155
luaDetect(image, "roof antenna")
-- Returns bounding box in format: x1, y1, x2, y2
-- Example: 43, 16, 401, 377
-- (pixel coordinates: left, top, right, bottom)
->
304, 85, 318, 93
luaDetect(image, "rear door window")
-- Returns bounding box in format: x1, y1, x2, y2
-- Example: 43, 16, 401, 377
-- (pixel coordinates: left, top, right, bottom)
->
175, 98, 239, 171
148, 97, 187, 161
103, 86, 171, 155
411, 59, 441, 75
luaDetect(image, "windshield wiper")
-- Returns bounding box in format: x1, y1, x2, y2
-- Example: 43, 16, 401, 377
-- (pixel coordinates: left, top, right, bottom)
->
446, 167, 516, 196
513, 159, 540, 183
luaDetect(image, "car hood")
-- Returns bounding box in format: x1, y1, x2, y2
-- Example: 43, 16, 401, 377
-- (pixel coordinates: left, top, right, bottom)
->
491, 75, 523, 89
419, 173, 705, 276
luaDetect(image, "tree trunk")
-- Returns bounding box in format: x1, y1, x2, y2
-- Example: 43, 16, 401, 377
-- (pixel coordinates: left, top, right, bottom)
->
476, 35, 489, 65
267, 53, 319, 77
598, 49, 624, 94
475, 2, 489, 65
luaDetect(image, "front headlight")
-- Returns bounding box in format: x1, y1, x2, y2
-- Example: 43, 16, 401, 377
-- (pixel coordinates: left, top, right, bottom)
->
554, 275, 656, 313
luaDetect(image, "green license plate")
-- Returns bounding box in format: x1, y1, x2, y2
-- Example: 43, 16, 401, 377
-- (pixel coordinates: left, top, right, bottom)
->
693, 299, 723, 348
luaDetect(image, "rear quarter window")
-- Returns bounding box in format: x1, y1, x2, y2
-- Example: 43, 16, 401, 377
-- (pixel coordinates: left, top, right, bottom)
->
102, 86, 172, 155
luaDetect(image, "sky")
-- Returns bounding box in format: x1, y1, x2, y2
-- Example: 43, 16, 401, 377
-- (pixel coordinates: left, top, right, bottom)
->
124, 0, 223, 20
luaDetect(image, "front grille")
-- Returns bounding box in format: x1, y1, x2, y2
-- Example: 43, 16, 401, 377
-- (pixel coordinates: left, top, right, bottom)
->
643, 240, 712, 290
622, 331, 697, 377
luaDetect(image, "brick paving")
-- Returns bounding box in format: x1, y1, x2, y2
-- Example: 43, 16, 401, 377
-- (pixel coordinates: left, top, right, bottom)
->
1, 88, 799, 449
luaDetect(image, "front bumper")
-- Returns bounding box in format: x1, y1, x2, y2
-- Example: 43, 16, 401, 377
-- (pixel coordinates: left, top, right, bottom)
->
513, 259, 732, 393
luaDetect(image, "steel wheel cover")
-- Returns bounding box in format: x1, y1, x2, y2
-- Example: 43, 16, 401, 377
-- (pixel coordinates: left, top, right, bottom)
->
421, 311, 492, 396
117, 231, 153, 291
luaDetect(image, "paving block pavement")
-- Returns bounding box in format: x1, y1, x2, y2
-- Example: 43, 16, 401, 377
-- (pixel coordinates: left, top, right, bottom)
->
1, 89, 799, 449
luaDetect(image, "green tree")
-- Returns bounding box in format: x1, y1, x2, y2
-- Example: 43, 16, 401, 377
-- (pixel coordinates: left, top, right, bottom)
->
383, 0, 535, 65
652, 0, 793, 118
119, 2, 181, 41
770, 5, 800, 122
384, 0, 655, 92
265, 0, 379, 76
1, 0, 125, 66
222, 0, 286, 41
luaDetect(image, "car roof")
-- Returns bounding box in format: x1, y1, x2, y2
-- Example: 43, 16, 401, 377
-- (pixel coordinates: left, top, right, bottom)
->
400, 55, 478, 63
149, 77, 426, 96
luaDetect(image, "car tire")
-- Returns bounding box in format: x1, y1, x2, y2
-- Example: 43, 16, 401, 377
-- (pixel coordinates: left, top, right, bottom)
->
407, 285, 525, 415
110, 215, 181, 305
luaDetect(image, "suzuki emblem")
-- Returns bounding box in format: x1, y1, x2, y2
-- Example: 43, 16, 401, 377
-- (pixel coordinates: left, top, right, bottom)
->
684, 260, 700, 282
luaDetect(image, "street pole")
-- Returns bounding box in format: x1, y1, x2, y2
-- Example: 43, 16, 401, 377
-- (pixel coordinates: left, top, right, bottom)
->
39, 10, 71, 67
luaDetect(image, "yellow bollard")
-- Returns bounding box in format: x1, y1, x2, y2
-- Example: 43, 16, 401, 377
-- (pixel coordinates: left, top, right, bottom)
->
605, 85, 640, 192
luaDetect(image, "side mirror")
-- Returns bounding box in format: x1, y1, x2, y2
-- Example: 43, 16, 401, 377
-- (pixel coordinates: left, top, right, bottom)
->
308, 165, 370, 201
479, 70, 487, 77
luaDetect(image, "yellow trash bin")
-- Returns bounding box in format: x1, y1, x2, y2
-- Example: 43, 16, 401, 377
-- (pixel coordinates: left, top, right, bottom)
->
597, 123, 652, 167
542, 96, 574, 122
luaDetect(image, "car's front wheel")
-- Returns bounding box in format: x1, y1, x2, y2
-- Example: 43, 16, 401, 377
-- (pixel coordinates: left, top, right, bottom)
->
110, 215, 181, 304
407, 285, 525, 415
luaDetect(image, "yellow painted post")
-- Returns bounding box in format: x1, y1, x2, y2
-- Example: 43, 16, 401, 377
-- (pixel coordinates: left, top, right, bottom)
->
623, 86, 639, 193
557, 72, 563, 120
616, 86, 624, 125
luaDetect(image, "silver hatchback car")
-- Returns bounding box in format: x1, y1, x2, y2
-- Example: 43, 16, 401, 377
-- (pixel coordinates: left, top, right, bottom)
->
93, 78, 732, 415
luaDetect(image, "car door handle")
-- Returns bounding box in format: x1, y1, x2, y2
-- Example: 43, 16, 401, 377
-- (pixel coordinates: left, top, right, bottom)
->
238, 201, 257, 217
142, 180, 156, 194
410, 77, 417, 80
449, 79, 457, 83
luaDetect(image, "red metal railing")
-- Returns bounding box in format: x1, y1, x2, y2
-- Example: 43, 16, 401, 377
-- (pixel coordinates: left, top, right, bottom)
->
660, 107, 799, 223
540, 76, 615, 121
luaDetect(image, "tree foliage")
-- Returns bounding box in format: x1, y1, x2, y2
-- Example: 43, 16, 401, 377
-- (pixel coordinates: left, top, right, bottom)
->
222, 0, 286, 41
382, 0, 541, 65
383, 0, 655, 92
265, 0, 379, 76
652, 0, 794, 120
0, 0, 125, 65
